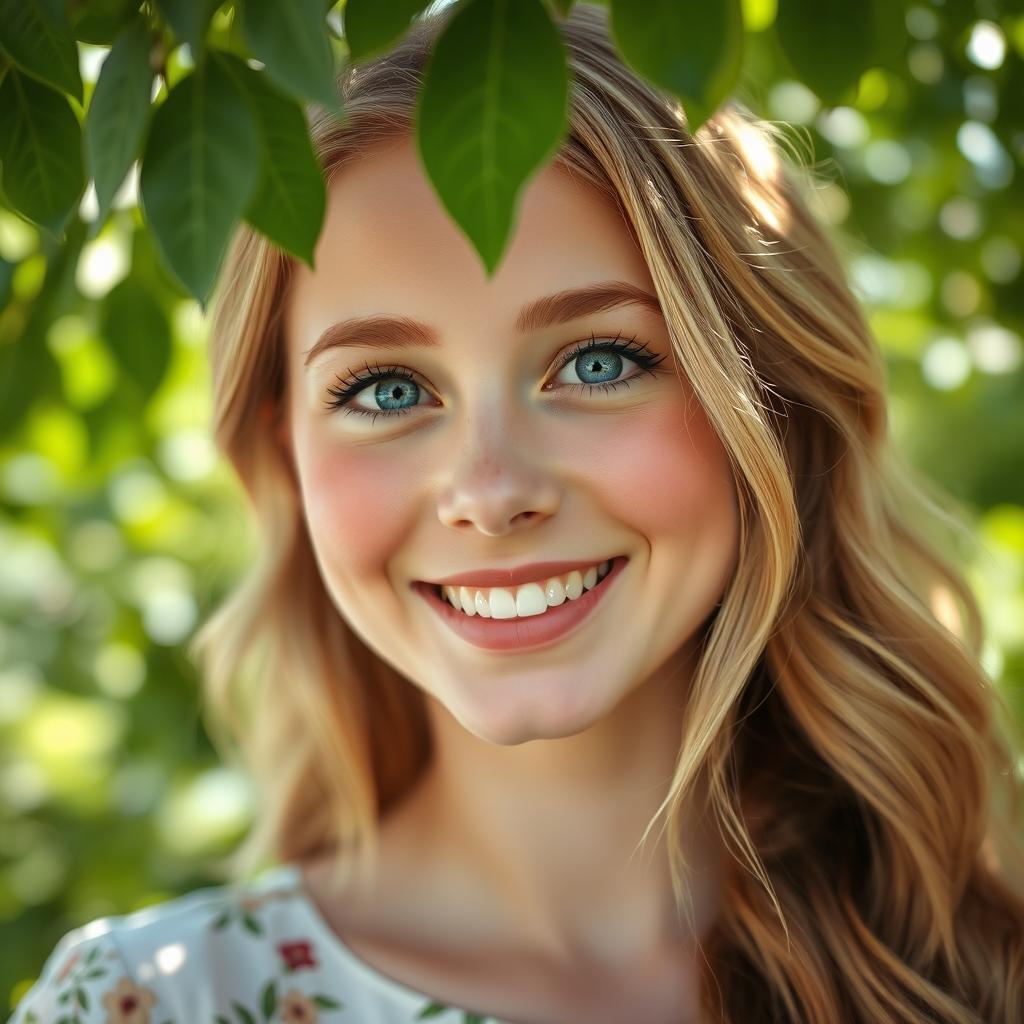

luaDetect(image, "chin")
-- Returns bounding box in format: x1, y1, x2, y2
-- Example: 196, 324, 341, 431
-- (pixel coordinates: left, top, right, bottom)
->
453, 687, 609, 746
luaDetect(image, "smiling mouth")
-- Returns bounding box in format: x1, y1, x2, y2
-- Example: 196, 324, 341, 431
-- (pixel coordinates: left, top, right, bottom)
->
411, 554, 629, 653
422, 555, 628, 609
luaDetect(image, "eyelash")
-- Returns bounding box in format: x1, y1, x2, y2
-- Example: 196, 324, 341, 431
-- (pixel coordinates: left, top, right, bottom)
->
322, 331, 669, 424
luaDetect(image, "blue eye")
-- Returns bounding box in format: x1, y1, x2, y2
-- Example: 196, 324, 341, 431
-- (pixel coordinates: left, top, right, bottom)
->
322, 331, 669, 425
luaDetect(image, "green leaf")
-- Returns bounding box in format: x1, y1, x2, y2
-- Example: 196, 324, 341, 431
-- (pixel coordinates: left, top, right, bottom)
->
242, 912, 263, 935
416, 0, 570, 279
154, 0, 221, 56
260, 980, 277, 1020
240, 0, 338, 108
0, 215, 85, 438
415, 1003, 450, 1019
75, 988, 89, 1010
71, 0, 139, 45
101, 278, 172, 400
0, 255, 12, 310
0, 0, 83, 101
0, 70, 85, 233
608, 0, 743, 132
312, 994, 342, 1008
139, 58, 261, 306
231, 1002, 256, 1024
342, 0, 431, 62
775, 0, 877, 104
212, 53, 326, 266
863, 0, 908, 74
544, 0, 575, 15
85, 17, 154, 223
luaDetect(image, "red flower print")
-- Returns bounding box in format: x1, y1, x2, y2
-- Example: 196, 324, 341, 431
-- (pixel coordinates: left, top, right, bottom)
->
278, 940, 317, 971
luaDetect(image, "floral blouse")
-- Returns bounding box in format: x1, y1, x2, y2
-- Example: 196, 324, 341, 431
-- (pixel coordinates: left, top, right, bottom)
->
8, 863, 512, 1024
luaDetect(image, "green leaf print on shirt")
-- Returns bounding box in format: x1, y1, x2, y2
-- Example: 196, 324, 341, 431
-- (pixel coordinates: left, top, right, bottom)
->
34, 939, 171, 1024
415, 1001, 494, 1023
206, 884, 492, 1023
208, 882, 299, 937
416, 1004, 448, 1019
208, 893, 345, 1024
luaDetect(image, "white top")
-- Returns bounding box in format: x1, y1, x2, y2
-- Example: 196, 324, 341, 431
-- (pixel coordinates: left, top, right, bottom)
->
9, 862, 512, 1024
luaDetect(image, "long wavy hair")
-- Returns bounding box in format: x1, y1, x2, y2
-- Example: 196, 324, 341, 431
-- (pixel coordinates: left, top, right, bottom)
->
189, 3, 1024, 1020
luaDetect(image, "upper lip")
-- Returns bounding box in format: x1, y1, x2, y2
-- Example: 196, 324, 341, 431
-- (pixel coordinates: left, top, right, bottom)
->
423, 557, 621, 589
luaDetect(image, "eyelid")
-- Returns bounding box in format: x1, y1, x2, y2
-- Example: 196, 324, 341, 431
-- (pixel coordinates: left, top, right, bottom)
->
554, 330, 648, 367
332, 333, 626, 390
323, 331, 666, 418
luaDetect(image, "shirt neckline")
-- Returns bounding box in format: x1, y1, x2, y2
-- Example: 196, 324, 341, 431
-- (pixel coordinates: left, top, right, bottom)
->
258, 861, 481, 1017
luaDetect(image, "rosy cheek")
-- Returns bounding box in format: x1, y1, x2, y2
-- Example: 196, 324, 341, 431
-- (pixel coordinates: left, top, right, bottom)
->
299, 446, 410, 575
595, 404, 735, 534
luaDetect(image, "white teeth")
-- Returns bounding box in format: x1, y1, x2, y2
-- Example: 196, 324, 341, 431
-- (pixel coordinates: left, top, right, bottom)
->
441, 559, 613, 619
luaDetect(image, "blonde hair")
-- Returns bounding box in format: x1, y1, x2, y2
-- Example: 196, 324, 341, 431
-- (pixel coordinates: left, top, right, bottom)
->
190, 4, 1024, 1020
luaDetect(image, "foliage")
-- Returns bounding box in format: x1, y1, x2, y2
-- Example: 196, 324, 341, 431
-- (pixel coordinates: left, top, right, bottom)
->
1, 0, 1023, 1011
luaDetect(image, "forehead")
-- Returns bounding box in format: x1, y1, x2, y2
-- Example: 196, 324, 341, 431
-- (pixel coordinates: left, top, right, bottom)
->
285, 135, 656, 348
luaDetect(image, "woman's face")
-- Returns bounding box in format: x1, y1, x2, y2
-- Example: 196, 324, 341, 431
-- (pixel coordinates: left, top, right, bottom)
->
281, 136, 740, 745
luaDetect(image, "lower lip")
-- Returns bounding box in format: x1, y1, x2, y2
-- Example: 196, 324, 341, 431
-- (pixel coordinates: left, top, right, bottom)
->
411, 556, 629, 653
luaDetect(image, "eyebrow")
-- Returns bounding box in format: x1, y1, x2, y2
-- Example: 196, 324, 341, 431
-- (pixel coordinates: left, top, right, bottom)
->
302, 280, 663, 368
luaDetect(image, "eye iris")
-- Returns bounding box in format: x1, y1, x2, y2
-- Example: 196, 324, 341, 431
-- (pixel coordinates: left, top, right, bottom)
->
326, 334, 667, 419
377, 379, 418, 409
577, 350, 622, 385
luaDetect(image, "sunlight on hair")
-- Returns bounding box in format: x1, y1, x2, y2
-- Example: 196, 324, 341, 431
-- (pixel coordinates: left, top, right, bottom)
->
733, 118, 780, 181
929, 581, 963, 636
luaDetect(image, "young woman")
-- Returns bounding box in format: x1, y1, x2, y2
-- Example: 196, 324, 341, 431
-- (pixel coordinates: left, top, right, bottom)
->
12, 4, 1024, 1023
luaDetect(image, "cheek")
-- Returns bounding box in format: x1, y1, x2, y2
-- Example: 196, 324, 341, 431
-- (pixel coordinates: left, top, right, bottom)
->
299, 446, 410, 574
591, 402, 737, 535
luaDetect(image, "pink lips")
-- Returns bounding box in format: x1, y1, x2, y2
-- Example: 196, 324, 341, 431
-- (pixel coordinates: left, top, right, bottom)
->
413, 555, 628, 653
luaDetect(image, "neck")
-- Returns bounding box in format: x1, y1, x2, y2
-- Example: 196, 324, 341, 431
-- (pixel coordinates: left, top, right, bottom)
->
381, 648, 724, 967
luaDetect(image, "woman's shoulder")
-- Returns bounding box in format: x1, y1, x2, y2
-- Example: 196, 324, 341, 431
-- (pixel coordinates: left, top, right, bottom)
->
9, 862, 489, 1024
7, 864, 333, 1024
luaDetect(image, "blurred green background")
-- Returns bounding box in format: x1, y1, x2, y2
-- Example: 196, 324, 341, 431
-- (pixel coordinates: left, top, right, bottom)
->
2, 0, 1024, 1011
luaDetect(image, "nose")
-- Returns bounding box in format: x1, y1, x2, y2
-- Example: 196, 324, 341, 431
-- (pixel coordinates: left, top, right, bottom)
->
435, 413, 561, 537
